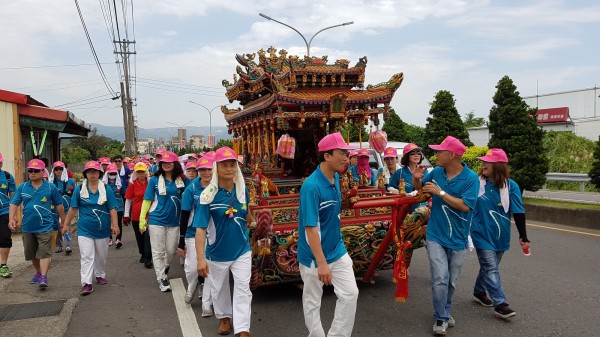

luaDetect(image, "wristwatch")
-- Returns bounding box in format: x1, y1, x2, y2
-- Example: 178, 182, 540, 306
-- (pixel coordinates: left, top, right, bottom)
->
439, 190, 446, 198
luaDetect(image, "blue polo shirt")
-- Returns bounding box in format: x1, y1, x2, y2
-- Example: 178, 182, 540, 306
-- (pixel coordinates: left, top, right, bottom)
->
71, 185, 118, 239
10, 180, 62, 233
298, 167, 347, 268
471, 178, 525, 252
181, 177, 205, 239
143, 176, 182, 227
0, 170, 16, 216
422, 163, 479, 250
51, 178, 76, 214
106, 181, 124, 212
192, 185, 250, 262
389, 166, 425, 212
347, 165, 359, 182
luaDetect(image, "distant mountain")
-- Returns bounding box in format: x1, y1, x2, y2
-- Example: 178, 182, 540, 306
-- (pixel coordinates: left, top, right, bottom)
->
89, 124, 230, 142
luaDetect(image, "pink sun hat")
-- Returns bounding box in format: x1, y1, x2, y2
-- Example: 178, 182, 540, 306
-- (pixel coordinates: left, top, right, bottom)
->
403, 143, 422, 155
27, 159, 46, 169
98, 157, 111, 165
159, 151, 179, 163
215, 147, 237, 162
184, 161, 197, 170
197, 156, 214, 169
429, 136, 466, 156
318, 132, 354, 152
53, 161, 66, 169
106, 163, 119, 174
348, 150, 358, 158
357, 148, 369, 157
478, 148, 508, 163
383, 147, 398, 159
84, 161, 102, 172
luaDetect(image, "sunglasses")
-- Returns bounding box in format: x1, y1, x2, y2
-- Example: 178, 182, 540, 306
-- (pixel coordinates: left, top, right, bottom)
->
28, 169, 43, 173
114, 160, 122, 163
54, 167, 64, 171
409, 151, 422, 156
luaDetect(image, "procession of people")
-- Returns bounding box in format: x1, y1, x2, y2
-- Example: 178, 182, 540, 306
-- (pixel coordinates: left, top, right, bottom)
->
0, 134, 531, 337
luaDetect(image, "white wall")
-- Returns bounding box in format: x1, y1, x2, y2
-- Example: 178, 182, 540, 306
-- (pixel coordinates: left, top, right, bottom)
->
0, 101, 17, 174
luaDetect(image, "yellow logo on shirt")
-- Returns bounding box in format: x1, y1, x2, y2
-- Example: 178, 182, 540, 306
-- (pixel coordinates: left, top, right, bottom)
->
51, 205, 55, 210
0, 184, 6, 189
41, 197, 47, 202
242, 204, 247, 210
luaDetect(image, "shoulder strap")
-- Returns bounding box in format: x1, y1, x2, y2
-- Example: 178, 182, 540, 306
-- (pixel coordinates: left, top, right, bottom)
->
4, 171, 10, 182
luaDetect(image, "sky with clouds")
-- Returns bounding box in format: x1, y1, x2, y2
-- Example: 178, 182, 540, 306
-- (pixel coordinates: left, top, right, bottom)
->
1, 0, 599, 132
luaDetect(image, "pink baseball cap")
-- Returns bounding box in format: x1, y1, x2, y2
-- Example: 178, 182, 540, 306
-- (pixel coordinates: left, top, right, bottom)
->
357, 148, 369, 157
403, 143, 422, 155
478, 148, 508, 163
155, 148, 166, 156
98, 157, 111, 165
184, 162, 197, 170
188, 154, 198, 160
318, 132, 354, 152
215, 146, 237, 162
53, 161, 66, 169
429, 136, 466, 156
106, 163, 119, 174
383, 147, 398, 159
84, 161, 102, 172
203, 151, 216, 160
0, 152, 3, 163
197, 156, 214, 169
159, 151, 179, 163
128, 162, 135, 170
349, 150, 358, 158
27, 159, 46, 169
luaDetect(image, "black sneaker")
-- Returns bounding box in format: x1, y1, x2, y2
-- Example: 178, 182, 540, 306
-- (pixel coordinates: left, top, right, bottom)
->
495, 303, 516, 319
473, 292, 493, 307
159, 278, 171, 292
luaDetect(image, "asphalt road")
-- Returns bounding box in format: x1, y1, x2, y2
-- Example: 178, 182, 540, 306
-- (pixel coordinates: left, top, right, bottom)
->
1, 220, 599, 337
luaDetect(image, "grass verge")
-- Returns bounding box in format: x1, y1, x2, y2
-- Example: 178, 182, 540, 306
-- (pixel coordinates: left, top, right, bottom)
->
523, 197, 600, 210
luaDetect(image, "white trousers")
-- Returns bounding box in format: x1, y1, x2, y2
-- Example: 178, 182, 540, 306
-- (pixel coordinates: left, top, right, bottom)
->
78, 236, 109, 286
299, 253, 359, 337
184, 237, 212, 305
208, 251, 252, 334
148, 225, 179, 281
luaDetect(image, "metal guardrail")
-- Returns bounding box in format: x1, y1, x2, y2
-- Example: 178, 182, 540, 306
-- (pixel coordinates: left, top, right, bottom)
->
545, 173, 590, 192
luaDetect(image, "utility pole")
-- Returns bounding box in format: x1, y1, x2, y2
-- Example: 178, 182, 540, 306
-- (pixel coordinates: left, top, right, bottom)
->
115, 39, 137, 155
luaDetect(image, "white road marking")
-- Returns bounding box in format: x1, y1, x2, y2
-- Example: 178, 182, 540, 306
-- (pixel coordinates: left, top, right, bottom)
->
171, 278, 203, 337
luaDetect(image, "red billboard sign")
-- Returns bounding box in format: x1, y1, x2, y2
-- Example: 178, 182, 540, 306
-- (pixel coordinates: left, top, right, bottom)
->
536, 107, 569, 123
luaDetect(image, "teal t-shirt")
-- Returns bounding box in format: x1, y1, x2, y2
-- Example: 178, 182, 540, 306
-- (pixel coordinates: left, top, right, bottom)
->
0, 170, 16, 216
71, 185, 118, 239
422, 163, 480, 250
10, 180, 63, 233
470, 178, 525, 251
143, 176, 182, 227
181, 177, 204, 239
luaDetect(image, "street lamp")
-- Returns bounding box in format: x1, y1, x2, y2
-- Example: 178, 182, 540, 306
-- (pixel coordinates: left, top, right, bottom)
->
189, 101, 226, 147
259, 13, 354, 57
166, 121, 193, 149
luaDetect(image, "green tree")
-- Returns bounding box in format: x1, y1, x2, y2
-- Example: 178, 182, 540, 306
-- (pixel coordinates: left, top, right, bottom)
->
62, 147, 91, 164
589, 135, 600, 189
382, 108, 405, 141
213, 138, 233, 150
544, 131, 595, 173
423, 90, 473, 156
488, 75, 549, 192
402, 123, 426, 146
338, 123, 369, 142
463, 111, 486, 128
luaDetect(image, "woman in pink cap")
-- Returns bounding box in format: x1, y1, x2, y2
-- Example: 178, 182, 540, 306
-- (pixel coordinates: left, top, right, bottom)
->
178, 155, 214, 316
469, 148, 530, 320
62, 161, 120, 295
389, 143, 424, 199
378, 147, 401, 190
184, 161, 198, 182
347, 151, 359, 183
139, 151, 186, 292
49, 161, 76, 254
103, 163, 125, 248
193, 146, 254, 337
356, 148, 377, 186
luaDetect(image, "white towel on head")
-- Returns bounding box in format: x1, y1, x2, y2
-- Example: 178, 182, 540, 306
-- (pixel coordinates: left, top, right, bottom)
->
200, 161, 246, 205
102, 171, 122, 189
80, 179, 108, 205
158, 174, 185, 195
478, 177, 509, 213
119, 166, 126, 176
49, 168, 68, 183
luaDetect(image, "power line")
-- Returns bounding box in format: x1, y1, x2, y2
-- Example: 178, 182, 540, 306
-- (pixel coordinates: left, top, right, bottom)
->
134, 78, 224, 94
134, 76, 223, 90
135, 83, 225, 97
0, 62, 113, 70
74, 0, 118, 97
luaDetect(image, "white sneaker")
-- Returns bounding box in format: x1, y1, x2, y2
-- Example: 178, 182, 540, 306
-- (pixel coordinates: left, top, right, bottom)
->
201, 303, 213, 317
448, 316, 455, 327
184, 279, 198, 304
433, 320, 448, 335
159, 278, 171, 292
